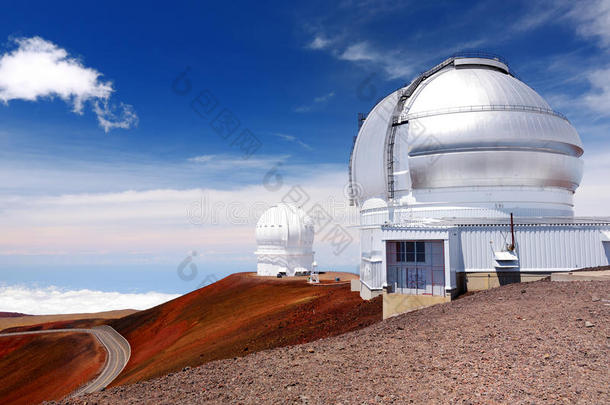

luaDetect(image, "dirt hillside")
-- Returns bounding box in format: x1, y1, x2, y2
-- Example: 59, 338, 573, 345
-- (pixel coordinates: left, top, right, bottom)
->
0, 332, 105, 405
59, 279, 609, 404
109, 272, 381, 386
0, 309, 137, 332
0, 312, 30, 318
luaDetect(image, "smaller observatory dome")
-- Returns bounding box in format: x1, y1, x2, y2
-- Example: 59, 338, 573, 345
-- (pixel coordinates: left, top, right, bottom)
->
255, 204, 315, 277
255, 203, 314, 249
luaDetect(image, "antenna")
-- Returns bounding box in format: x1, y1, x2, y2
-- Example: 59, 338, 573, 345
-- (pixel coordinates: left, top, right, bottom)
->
508, 213, 516, 251
309, 262, 319, 284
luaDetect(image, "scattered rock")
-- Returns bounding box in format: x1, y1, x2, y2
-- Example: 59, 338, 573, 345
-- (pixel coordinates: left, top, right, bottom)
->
55, 280, 609, 405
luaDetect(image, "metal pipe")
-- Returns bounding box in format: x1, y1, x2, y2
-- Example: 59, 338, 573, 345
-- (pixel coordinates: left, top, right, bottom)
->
509, 213, 516, 251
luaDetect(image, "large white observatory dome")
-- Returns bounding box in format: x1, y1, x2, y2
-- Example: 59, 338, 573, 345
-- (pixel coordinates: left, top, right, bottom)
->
255, 203, 314, 276
349, 55, 584, 218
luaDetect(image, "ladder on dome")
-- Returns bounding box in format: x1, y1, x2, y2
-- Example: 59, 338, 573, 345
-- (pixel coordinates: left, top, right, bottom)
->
385, 57, 457, 200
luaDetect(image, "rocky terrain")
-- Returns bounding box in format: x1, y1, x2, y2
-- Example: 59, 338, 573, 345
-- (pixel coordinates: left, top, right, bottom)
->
57, 279, 609, 404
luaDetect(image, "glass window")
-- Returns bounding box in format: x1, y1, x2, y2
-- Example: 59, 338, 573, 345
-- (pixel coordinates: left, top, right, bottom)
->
405, 242, 415, 262
395, 241, 426, 263
395, 242, 402, 262
416, 241, 425, 262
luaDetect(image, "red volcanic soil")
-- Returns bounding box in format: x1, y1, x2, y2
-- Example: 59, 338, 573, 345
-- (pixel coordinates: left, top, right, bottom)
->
0, 312, 30, 318
110, 272, 381, 386
0, 332, 105, 405
2, 318, 109, 333
0, 309, 137, 333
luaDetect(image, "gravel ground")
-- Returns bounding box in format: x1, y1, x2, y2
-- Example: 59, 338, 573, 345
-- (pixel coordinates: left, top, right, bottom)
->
56, 280, 609, 404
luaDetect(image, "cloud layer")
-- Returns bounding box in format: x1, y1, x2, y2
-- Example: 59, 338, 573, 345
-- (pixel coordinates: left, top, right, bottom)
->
0, 285, 179, 315
0, 36, 137, 132
0, 155, 361, 272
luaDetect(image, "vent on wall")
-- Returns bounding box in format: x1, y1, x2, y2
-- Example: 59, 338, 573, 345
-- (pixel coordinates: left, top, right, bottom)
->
494, 251, 519, 269
602, 232, 610, 264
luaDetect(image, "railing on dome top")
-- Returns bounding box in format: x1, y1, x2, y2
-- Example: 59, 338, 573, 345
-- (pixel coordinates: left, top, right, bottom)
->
449, 51, 511, 67
402, 104, 569, 122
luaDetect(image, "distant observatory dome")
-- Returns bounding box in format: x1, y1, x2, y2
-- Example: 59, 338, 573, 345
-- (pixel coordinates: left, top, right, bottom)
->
255, 203, 314, 276
255, 203, 314, 249
349, 55, 584, 217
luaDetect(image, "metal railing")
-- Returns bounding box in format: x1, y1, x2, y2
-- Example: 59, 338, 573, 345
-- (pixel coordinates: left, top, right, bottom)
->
449, 51, 510, 67
401, 104, 569, 122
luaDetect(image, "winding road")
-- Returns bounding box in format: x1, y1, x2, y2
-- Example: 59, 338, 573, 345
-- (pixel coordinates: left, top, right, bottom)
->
0, 325, 130, 395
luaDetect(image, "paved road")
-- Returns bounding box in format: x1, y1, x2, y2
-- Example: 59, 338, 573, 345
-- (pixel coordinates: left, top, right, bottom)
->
0, 325, 131, 395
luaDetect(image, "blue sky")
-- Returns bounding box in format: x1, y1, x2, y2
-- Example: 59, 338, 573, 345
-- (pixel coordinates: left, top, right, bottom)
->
1, 0, 609, 313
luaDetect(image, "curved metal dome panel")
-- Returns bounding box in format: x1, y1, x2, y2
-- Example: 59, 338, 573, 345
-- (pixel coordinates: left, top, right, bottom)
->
407, 67, 550, 114
409, 150, 583, 190
350, 89, 401, 204
408, 111, 583, 157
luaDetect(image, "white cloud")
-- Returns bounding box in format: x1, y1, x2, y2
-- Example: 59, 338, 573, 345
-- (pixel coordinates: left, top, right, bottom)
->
339, 42, 378, 62
308, 35, 331, 49
340, 42, 412, 79
310, 38, 413, 80
314, 91, 335, 103
93, 99, 139, 132
508, 1, 570, 33
0, 36, 137, 132
567, 0, 610, 47
583, 68, 610, 115
188, 155, 215, 163
187, 153, 290, 169
507, 1, 610, 49
274, 133, 313, 150
294, 91, 335, 112
0, 285, 179, 315
294, 105, 311, 113
0, 37, 111, 109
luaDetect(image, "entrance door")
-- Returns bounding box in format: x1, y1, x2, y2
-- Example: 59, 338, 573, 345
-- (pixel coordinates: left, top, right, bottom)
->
387, 240, 445, 296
